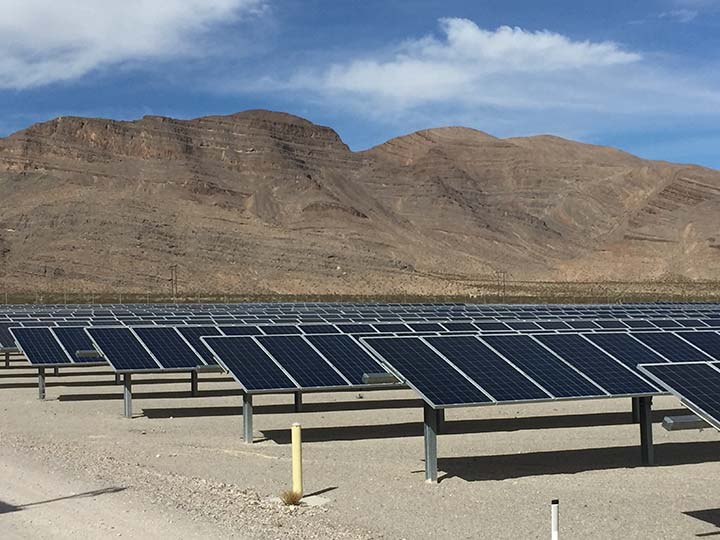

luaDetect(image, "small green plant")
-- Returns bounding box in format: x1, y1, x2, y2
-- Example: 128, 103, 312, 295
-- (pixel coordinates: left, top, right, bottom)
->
280, 490, 302, 506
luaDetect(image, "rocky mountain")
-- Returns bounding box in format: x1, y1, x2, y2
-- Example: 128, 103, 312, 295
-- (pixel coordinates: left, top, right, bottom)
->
0, 110, 718, 296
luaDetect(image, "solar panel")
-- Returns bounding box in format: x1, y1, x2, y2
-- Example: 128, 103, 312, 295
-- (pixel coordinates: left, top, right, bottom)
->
441, 322, 477, 332
256, 335, 349, 388
650, 319, 682, 329
362, 337, 492, 407
595, 320, 627, 329
202, 337, 297, 391
10, 327, 72, 365
298, 324, 340, 335
372, 323, 412, 333
218, 325, 262, 336
584, 333, 667, 368
621, 320, 655, 329
51, 327, 100, 364
0, 323, 17, 347
535, 334, 657, 395
260, 324, 303, 335
506, 321, 540, 331
305, 334, 388, 385
425, 336, 550, 401
408, 323, 445, 332
537, 321, 571, 330
86, 327, 160, 371
632, 332, 713, 362
638, 362, 720, 430
566, 320, 600, 330
133, 327, 205, 369
676, 332, 720, 360
335, 323, 377, 334
176, 326, 222, 364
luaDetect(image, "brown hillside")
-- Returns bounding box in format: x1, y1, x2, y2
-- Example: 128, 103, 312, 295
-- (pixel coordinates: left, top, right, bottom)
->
0, 110, 718, 295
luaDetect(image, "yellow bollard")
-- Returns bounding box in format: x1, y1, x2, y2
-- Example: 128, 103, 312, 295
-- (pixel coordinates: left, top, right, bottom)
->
291, 422, 303, 498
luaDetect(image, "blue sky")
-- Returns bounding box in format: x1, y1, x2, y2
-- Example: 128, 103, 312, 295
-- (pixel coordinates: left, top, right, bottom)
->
1, 0, 719, 168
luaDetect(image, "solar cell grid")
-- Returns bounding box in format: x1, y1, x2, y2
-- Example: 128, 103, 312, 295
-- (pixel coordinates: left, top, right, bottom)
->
219, 326, 262, 336
306, 334, 387, 385
86, 327, 160, 371
638, 362, 720, 430
10, 327, 72, 365
133, 327, 204, 369
52, 327, 100, 363
425, 336, 550, 401
260, 325, 302, 335
363, 337, 491, 407
481, 335, 605, 398
257, 335, 349, 388
632, 332, 713, 362
535, 334, 657, 395
583, 333, 667, 368
202, 337, 298, 391
676, 332, 720, 360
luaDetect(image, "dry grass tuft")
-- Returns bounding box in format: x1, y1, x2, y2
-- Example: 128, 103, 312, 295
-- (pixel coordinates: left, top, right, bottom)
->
280, 490, 303, 506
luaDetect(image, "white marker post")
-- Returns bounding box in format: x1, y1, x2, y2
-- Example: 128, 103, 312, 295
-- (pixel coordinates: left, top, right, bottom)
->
551, 499, 559, 540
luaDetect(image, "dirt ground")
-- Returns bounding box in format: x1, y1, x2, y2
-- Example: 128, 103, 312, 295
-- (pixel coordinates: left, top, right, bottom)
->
2, 355, 720, 539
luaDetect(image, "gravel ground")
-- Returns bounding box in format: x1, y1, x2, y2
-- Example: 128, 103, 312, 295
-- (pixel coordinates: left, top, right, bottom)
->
2, 356, 720, 539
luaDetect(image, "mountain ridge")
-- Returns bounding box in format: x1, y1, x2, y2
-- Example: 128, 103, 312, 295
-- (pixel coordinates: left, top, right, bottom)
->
0, 110, 718, 295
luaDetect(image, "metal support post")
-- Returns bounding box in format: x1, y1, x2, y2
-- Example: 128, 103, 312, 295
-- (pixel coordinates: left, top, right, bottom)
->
53, 367, 59, 377
38, 368, 46, 400
639, 396, 654, 465
423, 403, 439, 483
123, 373, 132, 418
243, 394, 254, 444
631, 397, 640, 423
5, 351, 9, 368
294, 391, 303, 413
437, 409, 446, 434
551, 499, 560, 540
191, 371, 199, 397
115, 373, 121, 385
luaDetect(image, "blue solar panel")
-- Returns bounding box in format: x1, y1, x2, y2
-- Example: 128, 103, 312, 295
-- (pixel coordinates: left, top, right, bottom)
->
650, 319, 682, 329
256, 335, 349, 388
507, 321, 540, 331
676, 332, 720, 360
632, 332, 713, 362
362, 337, 491, 407
306, 334, 387, 385
10, 327, 72, 365
481, 335, 605, 398
86, 327, 160, 371
705, 319, 720, 328
372, 323, 412, 333
441, 322, 477, 332
298, 324, 340, 335
595, 320, 628, 329
133, 327, 204, 368
622, 320, 655, 329
537, 321, 571, 330
52, 327, 99, 364
0, 323, 18, 347
408, 323, 445, 332
677, 319, 708, 328
638, 362, 720, 430
535, 334, 657, 395
176, 326, 222, 364
584, 333, 667, 369
566, 320, 600, 330
202, 337, 297, 391
259, 325, 302, 335
425, 336, 550, 401
336, 323, 377, 334
218, 326, 262, 336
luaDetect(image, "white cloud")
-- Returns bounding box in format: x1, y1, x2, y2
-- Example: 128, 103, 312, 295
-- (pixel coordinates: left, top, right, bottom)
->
281, 18, 720, 128
659, 9, 699, 22
0, 0, 265, 89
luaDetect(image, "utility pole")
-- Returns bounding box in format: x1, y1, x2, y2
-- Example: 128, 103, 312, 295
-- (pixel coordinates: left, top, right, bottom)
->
169, 265, 178, 302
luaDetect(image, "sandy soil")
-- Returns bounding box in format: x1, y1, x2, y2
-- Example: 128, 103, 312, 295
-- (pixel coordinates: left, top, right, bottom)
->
2, 355, 720, 539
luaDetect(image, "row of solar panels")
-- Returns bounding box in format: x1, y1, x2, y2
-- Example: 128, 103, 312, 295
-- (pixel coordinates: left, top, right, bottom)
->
6, 317, 720, 352
11, 323, 720, 409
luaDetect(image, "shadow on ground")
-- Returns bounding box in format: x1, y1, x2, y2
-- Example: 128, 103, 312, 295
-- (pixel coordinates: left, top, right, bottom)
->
436, 441, 720, 482
142, 398, 423, 418
684, 508, 720, 537
0, 487, 126, 515
260, 408, 689, 443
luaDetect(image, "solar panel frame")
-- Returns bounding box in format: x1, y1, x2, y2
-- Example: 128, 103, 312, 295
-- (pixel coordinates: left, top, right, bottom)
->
638, 361, 720, 431
10, 327, 74, 366
85, 326, 164, 372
